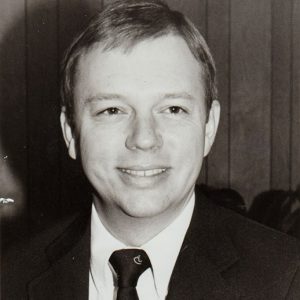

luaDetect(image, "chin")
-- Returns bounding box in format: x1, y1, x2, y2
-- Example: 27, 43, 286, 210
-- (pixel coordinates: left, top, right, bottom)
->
120, 197, 169, 219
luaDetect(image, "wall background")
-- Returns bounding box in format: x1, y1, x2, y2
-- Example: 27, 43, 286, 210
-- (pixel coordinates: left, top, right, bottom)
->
0, 0, 299, 249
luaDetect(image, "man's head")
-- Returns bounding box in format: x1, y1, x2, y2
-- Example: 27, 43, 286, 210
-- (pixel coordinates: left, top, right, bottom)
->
61, 0, 217, 130
60, 0, 220, 243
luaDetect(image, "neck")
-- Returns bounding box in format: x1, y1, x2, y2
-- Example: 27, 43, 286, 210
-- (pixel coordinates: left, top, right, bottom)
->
93, 192, 193, 246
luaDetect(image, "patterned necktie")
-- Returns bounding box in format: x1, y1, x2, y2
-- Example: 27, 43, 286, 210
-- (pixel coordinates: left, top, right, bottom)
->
109, 249, 151, 300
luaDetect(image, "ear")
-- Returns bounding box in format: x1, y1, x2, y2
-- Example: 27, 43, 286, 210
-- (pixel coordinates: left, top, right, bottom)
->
204, 100, 220, 157
60, 108, 77, 160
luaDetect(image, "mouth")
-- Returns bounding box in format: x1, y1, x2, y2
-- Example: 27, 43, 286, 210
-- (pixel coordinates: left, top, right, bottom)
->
119, 168, 167, 177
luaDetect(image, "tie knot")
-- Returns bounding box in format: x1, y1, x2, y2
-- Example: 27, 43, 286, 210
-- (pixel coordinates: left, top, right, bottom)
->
109, 249, 151, 288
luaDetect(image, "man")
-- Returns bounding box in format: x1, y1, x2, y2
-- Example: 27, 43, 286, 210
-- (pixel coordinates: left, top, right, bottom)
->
3, 0, 300, 299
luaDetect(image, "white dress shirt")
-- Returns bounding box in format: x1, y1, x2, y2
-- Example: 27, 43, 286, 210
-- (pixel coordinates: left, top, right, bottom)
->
89, 193, 195, 300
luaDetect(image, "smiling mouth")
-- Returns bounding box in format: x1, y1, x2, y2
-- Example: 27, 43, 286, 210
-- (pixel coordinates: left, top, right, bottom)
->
119, 168, 167, 177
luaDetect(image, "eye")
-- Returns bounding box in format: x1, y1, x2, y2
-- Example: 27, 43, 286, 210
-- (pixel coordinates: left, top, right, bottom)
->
166, 106, 187, 114
99, 107, 123, 115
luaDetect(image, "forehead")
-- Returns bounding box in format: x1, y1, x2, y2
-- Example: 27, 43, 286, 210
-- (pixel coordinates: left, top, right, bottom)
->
74, 35, 205, 101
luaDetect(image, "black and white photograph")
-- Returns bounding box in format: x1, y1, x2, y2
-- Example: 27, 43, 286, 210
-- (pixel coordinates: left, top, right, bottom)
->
1, 0, 300, 299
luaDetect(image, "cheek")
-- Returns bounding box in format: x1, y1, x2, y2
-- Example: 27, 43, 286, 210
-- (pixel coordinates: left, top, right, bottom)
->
78, 124, 129, 182
162, 121, 205, 178
78, 128, 111, 167
79, 123, 123, 151
161, 119, 205, 151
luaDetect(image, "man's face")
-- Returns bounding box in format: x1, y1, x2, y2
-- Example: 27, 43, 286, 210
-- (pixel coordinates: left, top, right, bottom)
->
61, 35, 219, 226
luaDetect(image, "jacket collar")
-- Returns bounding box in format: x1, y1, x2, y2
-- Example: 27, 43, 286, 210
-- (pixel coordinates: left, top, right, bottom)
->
28, 209, 91, 300
29, 186, 240, 299
167, 186, 240, 299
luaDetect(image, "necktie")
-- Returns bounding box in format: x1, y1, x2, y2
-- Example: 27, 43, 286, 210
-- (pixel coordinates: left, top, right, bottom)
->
109, 249, 151, 300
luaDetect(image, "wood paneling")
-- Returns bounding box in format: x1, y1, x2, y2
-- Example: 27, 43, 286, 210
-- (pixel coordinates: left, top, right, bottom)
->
292, 0, 300, 190
230, 0, 271, 206
271, 0, 292, 190
26, 0, 61, 228
207, 0, 230, 187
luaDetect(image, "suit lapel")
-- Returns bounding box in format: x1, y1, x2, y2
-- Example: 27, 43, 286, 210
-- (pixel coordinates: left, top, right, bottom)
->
167, 187, 240, 300
28, 209, 91, 300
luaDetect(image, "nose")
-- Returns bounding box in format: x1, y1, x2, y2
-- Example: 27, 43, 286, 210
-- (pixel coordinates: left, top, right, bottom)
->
125, 115, 163, 151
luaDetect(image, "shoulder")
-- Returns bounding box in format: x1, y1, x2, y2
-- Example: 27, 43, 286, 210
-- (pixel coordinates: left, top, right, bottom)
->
193, 186, 300, 297
195, 186, 300, 265
1, 213, 82, 299
216, 199, 300, 261
221, 205, 300, 265
212, 198, 300, 296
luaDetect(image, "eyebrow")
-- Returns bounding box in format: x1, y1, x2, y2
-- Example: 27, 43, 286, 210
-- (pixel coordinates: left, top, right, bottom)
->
84, 93, 124, 104
162, 92, 195, 101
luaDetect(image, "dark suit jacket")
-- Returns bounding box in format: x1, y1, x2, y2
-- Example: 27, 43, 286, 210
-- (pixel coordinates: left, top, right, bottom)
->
3, 187, 300, 299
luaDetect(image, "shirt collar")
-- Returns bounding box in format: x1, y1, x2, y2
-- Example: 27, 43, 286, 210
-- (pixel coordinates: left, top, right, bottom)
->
143, 193, 195, 298
90, 192, 195, 298
90, 204, 125, 294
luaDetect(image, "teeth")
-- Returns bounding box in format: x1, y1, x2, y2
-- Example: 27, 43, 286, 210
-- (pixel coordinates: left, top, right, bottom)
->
121, 168, 166, 177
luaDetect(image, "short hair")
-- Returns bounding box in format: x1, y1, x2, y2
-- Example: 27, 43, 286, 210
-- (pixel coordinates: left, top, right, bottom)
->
61, 0, 217, 128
